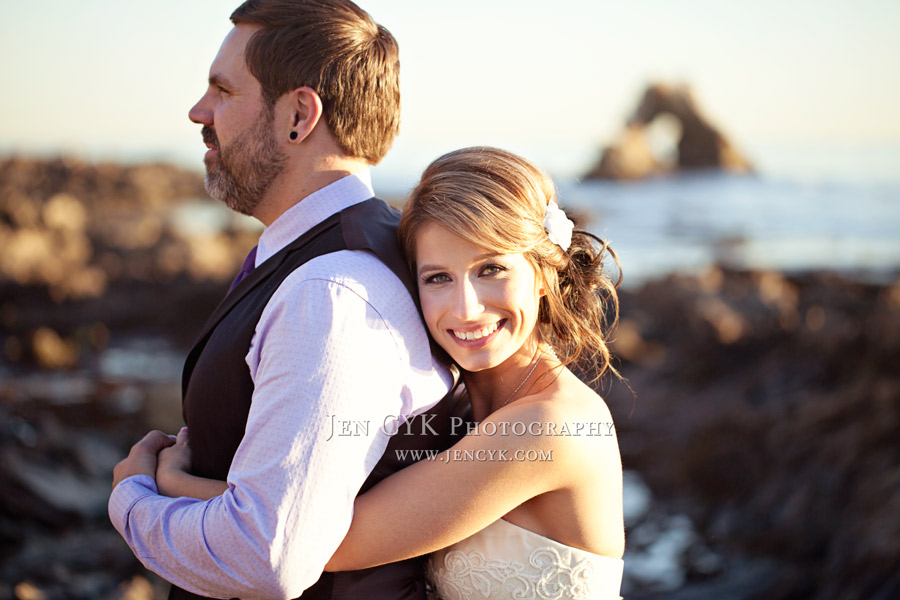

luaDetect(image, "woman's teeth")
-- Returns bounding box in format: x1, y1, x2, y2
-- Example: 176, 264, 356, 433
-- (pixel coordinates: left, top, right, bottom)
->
452, 321, 500, 341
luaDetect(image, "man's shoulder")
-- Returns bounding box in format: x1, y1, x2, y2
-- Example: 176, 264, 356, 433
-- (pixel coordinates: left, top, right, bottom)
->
268, 249, 416, 320
295, 249, 406, 295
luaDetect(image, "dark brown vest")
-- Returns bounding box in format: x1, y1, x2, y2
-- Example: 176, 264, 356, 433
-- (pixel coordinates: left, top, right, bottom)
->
170, 199, 462, 600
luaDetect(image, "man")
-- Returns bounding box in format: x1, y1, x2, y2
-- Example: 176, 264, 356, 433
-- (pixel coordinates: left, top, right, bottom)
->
108, 1, 455, 598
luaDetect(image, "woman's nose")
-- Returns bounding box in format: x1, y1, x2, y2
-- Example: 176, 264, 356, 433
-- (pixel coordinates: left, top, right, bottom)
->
452, 278, 484, 320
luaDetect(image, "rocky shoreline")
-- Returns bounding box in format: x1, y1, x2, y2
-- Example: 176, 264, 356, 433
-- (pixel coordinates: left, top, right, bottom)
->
610, 268, 900, 598
1, 157, 898, 598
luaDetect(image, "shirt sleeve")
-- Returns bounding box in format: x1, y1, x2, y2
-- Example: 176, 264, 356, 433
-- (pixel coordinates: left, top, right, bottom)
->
108, 263, 441, 599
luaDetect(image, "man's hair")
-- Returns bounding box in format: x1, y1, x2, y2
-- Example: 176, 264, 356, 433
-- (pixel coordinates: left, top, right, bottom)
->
231, 0, 400, 164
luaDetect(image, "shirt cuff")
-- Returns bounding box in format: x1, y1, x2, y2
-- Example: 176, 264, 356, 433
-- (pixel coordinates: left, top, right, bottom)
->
108, 475, 159, 536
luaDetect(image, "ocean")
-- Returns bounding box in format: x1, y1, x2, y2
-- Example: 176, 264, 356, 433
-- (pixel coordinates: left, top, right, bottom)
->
558, 173, 900, 288
369, 141, 900, 288
24, 140, 900, 289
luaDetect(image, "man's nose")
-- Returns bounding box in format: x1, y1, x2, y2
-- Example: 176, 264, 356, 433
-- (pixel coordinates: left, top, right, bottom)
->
189, 92, 213, 126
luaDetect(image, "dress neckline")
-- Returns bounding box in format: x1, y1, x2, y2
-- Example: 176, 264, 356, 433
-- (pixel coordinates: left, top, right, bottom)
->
496, 518, 624, 563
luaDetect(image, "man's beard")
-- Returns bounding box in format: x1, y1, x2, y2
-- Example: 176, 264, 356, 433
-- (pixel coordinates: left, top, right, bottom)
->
202, 108, 286, 217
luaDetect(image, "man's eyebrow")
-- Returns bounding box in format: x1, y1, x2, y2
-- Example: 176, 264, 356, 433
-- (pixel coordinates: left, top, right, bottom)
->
209, 73, 234, 89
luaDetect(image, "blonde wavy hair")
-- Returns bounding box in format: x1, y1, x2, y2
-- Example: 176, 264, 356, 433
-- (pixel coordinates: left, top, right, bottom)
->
398, 147, 622, 384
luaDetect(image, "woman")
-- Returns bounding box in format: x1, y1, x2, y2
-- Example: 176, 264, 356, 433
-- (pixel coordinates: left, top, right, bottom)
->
160, 147, 625, 599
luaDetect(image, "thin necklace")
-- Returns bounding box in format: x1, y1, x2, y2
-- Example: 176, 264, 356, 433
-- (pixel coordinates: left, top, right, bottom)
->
500, 348, 547, 407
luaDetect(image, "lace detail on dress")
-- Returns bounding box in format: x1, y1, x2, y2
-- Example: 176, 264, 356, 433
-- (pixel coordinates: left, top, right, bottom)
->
428, 544, 605, 600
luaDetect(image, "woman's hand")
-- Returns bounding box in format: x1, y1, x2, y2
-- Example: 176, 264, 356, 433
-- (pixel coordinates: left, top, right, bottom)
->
157, 427, 192, 497
155, 427, 230, 500
112, 430, 175, 489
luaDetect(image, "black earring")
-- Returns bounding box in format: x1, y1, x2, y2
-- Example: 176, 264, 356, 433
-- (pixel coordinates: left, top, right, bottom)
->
289, 131, 298, 141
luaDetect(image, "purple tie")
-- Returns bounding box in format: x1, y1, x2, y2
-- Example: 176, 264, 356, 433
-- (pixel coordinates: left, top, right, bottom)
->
227, 245, 258, 294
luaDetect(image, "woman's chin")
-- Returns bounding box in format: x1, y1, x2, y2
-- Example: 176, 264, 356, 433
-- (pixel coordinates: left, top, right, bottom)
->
449, 353, 500, 374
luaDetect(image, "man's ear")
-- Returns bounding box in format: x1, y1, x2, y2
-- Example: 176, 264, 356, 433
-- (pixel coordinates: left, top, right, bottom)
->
286, 86, 323, 144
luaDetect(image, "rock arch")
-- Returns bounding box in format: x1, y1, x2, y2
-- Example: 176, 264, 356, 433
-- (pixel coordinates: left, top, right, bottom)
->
585, 83, 753, 180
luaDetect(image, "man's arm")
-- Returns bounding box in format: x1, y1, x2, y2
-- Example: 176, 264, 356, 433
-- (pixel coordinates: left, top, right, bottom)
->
109, 261, 440, 598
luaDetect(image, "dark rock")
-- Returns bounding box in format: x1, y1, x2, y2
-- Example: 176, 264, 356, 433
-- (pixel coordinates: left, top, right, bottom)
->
609, 268, 900, 598
584, 83, 753, 180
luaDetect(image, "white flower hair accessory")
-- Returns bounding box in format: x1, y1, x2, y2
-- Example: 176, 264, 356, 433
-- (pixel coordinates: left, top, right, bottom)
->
543, 201, 574, 251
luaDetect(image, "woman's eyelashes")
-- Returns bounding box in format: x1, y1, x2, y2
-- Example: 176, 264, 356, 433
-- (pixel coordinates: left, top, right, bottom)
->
422, 272, 450, 285
480, 263, 507, 276
421, 263, 508, 285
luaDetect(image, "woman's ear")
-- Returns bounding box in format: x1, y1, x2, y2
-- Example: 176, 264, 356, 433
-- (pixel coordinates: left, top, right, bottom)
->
286, 86, 323, 143
535, 266, 549, 298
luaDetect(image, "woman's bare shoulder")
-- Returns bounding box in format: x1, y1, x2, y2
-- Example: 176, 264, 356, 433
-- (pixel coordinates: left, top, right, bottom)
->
510, 368, 613, 420
489, 369, 618, 455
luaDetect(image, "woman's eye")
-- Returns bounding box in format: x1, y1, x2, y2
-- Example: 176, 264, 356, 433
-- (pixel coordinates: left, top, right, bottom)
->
481, 264, 506, 276
423, 273, 450, 284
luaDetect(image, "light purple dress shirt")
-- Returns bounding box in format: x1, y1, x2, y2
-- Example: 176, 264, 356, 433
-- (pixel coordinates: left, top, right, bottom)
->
109, 170, 453, 599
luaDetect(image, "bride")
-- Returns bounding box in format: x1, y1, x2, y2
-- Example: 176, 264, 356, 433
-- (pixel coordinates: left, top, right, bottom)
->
161, 147, 625, 599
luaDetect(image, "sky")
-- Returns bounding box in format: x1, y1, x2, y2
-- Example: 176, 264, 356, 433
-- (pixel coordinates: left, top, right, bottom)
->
1, 0, 899, 185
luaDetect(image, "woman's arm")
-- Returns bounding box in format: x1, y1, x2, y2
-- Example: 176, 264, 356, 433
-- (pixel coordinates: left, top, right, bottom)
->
325, 401, 577, 572
156, 428, 228, 500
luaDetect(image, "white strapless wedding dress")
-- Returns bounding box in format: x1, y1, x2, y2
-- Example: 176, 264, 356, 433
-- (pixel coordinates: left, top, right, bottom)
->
426, 518, 623, 600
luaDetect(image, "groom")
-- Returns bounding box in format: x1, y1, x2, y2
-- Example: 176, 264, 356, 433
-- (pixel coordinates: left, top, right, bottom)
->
109, 1, 456, 598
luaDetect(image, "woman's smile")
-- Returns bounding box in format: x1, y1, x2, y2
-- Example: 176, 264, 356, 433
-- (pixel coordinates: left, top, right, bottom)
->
447, 318, 506, 348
